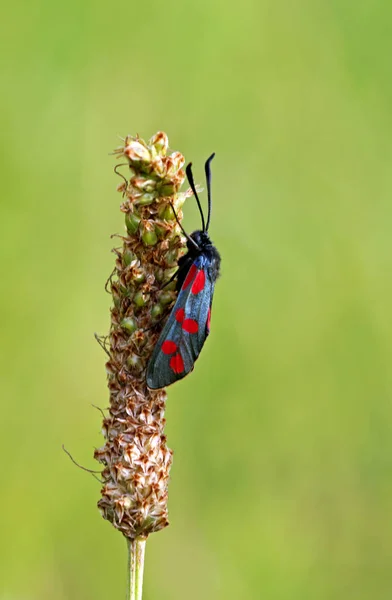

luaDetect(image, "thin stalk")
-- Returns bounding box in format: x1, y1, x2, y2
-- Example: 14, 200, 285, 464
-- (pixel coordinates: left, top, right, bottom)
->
127, 538, 146, 600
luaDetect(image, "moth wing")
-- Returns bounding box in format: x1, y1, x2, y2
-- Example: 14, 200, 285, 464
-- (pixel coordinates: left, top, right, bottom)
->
146, 256, 215, 389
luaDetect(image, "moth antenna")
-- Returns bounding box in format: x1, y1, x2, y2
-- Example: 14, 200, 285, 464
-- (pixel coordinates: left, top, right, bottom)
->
205, 153, 215, 231
186, 162, 206, 232
169, 203, 200, 250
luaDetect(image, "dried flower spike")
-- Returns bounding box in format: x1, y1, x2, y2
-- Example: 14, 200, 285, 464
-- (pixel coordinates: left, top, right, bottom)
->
94, 132, 188, 542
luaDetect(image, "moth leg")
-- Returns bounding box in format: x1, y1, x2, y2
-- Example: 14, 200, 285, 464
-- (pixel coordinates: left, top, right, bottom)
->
161, 268, 179, 289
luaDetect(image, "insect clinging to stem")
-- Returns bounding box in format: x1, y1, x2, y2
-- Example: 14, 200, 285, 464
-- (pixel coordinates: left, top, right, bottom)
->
146, 153, 221, 389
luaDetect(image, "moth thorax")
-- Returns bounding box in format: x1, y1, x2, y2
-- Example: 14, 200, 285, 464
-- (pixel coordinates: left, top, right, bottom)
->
189, 230, 211, 249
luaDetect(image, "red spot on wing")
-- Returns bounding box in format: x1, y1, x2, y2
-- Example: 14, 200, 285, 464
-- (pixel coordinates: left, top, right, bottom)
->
182, 264, 197, 290
191, 270, 206, 294
182, 319, 198, 334
175, 308, 185, 322
162, 340, 177, 355
170, 353, 185, 373
206, 308, 211, 332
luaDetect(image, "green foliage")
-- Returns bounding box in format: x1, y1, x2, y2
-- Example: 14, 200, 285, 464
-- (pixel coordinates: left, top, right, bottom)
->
1, 0, 392, 598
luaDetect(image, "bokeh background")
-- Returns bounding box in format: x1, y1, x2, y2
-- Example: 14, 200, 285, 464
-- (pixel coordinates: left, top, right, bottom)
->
2, 1, 392, 598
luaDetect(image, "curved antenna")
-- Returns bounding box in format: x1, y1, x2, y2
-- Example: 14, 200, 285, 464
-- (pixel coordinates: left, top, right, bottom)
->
186, 162, 206, 232
205, 153, 215, 231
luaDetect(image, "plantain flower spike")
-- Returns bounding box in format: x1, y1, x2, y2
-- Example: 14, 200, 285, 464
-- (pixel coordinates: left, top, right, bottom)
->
94, 132, 188, 540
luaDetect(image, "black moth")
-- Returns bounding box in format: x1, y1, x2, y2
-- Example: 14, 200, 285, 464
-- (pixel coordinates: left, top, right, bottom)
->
146, 154, 221, 389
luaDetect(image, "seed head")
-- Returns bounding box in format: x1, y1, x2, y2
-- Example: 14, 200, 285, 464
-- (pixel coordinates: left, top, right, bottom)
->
94, 132, 188, 540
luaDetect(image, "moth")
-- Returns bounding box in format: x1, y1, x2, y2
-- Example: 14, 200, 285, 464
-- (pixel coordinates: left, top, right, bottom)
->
146, 154, 221, 389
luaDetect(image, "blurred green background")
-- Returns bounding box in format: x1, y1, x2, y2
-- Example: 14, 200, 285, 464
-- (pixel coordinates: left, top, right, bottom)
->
2, 0, 392, 598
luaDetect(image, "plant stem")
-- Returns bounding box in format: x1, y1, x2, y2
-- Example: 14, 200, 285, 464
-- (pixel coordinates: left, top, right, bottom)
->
127, 537, 146, 600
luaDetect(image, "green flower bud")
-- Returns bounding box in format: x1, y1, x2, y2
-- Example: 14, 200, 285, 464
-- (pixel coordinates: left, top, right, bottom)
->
154, 223, 167, 239
132, 270, 145, 284
119, 282, 129, 295
121, 317, 137, 334
124, 141, 151, 164
159, 182, 177, 196
168, 151, 185, 173
134, 193, 155, 207
131, 177, 156, 192
149, 131, 168, 155
152, 156, 166, 178
125, 211, 141, 235
166, 157, 185, 180
157, 202, 176, 221
126, 352, 143, 373
154, 268, 164, 283
123, 249, 136, 266
159, 290, 176, 306
134, 290, 150, 307
141, 221, 158, 246
165, 249, 178, 266
151, 304, 163, 319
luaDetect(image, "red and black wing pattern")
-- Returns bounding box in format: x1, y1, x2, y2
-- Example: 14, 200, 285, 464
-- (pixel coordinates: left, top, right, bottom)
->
146, 255, 215, 389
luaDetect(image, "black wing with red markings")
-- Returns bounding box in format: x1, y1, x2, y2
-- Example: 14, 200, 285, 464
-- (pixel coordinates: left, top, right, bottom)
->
146, 254, 217, 389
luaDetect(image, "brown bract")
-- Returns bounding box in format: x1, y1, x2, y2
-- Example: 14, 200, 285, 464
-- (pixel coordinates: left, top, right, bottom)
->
94, 132, 187, 540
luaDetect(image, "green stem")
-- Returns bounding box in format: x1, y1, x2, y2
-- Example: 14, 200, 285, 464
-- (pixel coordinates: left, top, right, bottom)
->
127, 537, 146, 600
